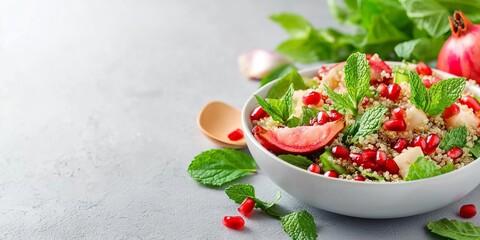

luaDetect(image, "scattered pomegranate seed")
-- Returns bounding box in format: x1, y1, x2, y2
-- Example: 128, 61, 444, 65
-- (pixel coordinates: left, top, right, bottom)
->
328, 110, 343, 121
350, 153, 362, 165
459, 204, 477, 218
383, 119, 407, 131
303, 91, 321, 106
377, 83, 388, 97
391, 107, 406, 120
410, 136, 427, 153
316, 111, 330, 125
324, 170, 339, 178
354, 175, 365, 181
422, 78, 432, 88
387, 83, 401, 101
222, 216, 245, 230
307, 163, 321, 174
250, 106, 268, 121
362, 161, 377, 171
331, 145, 350, 160
375, 150, 387, 168
443, 104, 460, 119
384, 158, 399, 174
238, 197, 255, 217
416, 62, 433, 75
228, 129, 244, 141
460, 96, 480, 111
447, 147, 463, 160
425, 134, 441, 154
393, 138, 409, 153
361, 149, 376, 163
361, 97, 370, 106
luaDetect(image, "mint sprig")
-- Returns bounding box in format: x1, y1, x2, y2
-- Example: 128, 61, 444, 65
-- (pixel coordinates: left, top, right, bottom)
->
267, 69, 307, 99
187, 149, 256, 186
346, 105, 388, 143
409, 71, 466, 116
281, 210, 317, 240
278, 154, 313, 170
404, 157, 454, 181
439, 126, 467, 150
255, 85, 295, 125
428, 218, 480, 240
225, 183, 283, 218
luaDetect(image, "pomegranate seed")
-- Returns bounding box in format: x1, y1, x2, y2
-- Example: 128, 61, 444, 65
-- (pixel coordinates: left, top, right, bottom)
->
316, 111, 330, 125
384, 158, 399, 174
331, 145, 350, 160
447, 147, 463, 160
393, 138, 409, 153
222, 216, 245, 230
328, 110, 343, 121
354, 175, 365, 181
303, 91, 321, 106
250, 106, 268, 121
422, 78, 432, 88
387, 83, 401, 101
425, 134, 441, 154
228, 129, 244, 141
383, 119, 407, 131
416, 62, 433, 75
350, 153, 362, 165
324, 170, 338, 178
410, 136, 427, 153
377, 83, 388, 97
307, 163, 321, 174
362, 161, 377, 171
391, 107, 406, 120
376, 150, 387, 168
238, 197, 255, 217
460, 96, 480, 111
361, 149, 376, 163
360, 97, 370, 106
443, 104, 460, 119
459, 204, 477, 218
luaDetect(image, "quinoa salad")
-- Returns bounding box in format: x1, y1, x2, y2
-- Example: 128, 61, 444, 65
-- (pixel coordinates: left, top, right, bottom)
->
250, 52, 480, 182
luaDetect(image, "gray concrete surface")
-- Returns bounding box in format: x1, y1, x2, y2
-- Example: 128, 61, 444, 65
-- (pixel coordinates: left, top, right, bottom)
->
0, 0, 478, 239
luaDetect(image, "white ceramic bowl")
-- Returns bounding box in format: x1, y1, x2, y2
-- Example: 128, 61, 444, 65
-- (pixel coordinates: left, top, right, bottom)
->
242, 62, 480, 219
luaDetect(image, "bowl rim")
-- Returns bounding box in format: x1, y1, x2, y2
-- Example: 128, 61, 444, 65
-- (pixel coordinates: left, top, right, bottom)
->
242, 61, 480, 186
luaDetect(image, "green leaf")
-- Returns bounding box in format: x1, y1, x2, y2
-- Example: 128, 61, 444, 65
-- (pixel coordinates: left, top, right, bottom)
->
409, 71, 429, 111
268, 69, 307, 99
394, 37, 445, 62
320, 150, 348, 175
344, 52, 371, 106
225, 183, 255, 204
427, 218, 480, 240
300, 106, 319, 126
282, 85, 295, 119
276, 28, 335, 63
286, 117, 301, 128
404, 157, 454, 181
188, 149, 256, 186
281, 210, 317, 240
260, 64, 297, 87
470, 140, 480, 159
278, 154, 313, 169
400, 0, 450, 38
255, 96, 284, 123
270, 13, 312, 38
356, 167, 385, 181
349, 105, 388, 143
426, 77, 466, 115
323, 85, 356, 113
362, 14, 408, 46
257, 191, 282, 209
439, 126, 467, 150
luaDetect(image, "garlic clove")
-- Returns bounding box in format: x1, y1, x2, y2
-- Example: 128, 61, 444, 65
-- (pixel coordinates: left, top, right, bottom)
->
238, 49, 291, 80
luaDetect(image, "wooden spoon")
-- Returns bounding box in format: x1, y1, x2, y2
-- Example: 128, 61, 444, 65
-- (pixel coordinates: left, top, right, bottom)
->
197, 101, 247, 149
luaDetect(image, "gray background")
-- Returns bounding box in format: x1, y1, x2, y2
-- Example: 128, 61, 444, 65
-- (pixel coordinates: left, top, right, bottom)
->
0, 0, 478, 239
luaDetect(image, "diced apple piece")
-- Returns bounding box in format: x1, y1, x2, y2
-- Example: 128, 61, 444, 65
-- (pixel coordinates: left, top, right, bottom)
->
393, 147, 424, 177
445, 106, 480, 132
405, 106, 428, 131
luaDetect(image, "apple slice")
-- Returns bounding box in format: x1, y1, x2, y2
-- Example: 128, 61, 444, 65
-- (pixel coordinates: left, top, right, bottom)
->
252, 120, 345, 154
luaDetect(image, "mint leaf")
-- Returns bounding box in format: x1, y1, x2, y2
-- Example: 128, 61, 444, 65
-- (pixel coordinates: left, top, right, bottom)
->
400, 0, 450, 38
255, 96, 284, 123
409, 71, 429, 111
427, 218, 480, 240
283, 85, 295, 120
188, 149, 256, 186
278, 154, 313, 169
300, 106, 319, 125
427, 77, 466, 115
270, 13, 312, 38
276, 28, 335, 63
404, 157, 454, 181
286, 117, 301, 128
257, 191, 282, 209
267, 69, 307, 99
260, 64, 297, 87
323, 85, 356, 113
470, 140, 480, 159
439, 126, 467, 150
349, 105, 388, 143
394, 37, 445, 61
356, 167, 385, 182
320, 150, 348, 175
344, 52, 371, 106
281, 210, 317, 240
225, 183, 282, 218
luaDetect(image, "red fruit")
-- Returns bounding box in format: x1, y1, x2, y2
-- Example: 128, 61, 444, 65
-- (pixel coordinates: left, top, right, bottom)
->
361, 97, 370, 107
410, 136, 427, 153
383, 119, 407, 131
425, 134, 441, 154
422, 78, 432, 88
362, 161, 377, 171
361, 149, 377, 163
459, 204, 477, 218
416, 62, 433, 75
366, 54, 373, 60
393, 138, 409, 153
328, 110, 343, 121
222, 216, 245, 230
459, 96, 480, 111
238, 197, 255, 217
431, 76, 441, 85
331, 145, 350, 160
316, 111, 330, 125
377, 83, 388, 97
443, 104, 460, 119
324, 170, 339, 178
307, 163, 321, 174
252, 120, 345, 154
354, 175, 365, 181
387, 83, 401, 101
391, 107, 406, 120
350, 153, 362, 165
228, 129, 244, 141
376, 150, 387, 168
303, 91, 321, 106
250, 106, 269, 121
447, 147, 463, 160
368, 57, 393, 84
384, 158, 399, 174
438, 11, 480, 84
